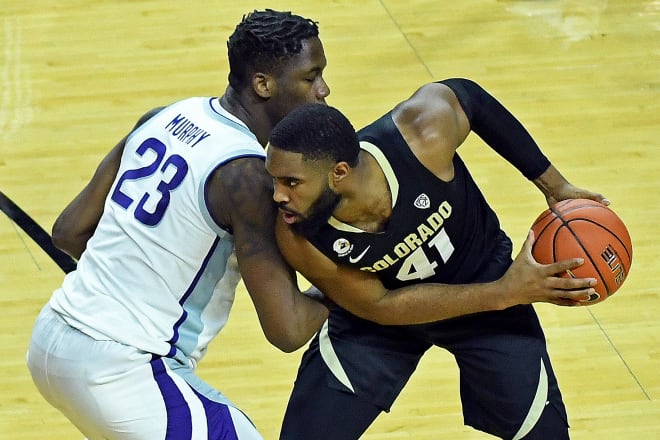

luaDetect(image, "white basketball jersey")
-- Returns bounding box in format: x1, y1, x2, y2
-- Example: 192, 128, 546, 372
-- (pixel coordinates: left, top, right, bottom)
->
49, 97, 265, 363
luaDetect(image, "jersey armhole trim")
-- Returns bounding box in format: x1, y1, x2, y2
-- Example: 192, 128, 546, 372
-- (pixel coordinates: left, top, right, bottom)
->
198, 153, 266, 237
359, 141, 399, 207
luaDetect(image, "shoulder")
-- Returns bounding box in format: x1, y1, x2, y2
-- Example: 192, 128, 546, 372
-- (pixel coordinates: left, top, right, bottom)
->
133, 106, 166, 129
393, 82, 460, 122
205, 156, 273, 230
133, 97, 214, 129
392, 82, 467, 147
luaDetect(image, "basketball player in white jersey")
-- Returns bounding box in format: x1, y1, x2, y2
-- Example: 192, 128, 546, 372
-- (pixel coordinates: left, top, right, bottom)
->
26, 10, 330, 440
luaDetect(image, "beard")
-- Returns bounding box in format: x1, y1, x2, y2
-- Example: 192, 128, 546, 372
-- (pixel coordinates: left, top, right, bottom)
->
290, 187, 341, 238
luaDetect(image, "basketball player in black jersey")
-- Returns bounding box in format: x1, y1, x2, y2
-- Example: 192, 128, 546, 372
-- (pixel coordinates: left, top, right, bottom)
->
265, 79, 608, 439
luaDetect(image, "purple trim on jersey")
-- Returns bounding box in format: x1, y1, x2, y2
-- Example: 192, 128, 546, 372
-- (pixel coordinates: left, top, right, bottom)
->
151, 358, 193, 439
192, 388, 240, 440
208, 97, 256, 140
203, 153, 265, 235
166, 237, 220, 354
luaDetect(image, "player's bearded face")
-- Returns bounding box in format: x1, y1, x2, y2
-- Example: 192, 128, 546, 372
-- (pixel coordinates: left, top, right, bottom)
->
290, 183, 340, 237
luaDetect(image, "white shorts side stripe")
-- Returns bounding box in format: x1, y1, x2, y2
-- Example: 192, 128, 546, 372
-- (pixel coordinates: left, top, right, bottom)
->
161, 360, 209, 440
512, 359, 549, 440
319, 320, 355, 393
228, 407, 264, 440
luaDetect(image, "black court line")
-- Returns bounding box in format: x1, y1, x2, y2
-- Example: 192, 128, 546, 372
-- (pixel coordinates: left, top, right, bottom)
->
0, 190, 77, 274
586, 307, 651, 400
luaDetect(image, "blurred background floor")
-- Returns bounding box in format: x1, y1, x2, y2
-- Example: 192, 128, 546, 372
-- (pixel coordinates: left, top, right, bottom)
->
1, 1, 658, 438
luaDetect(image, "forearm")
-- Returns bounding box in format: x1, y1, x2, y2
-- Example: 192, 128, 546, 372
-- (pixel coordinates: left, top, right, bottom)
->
52, 138, 126, 258
51, 193, 97, 259
252, 282, 329, 353
440, 78, 550, 180
346, 281, 510, 325
284, 292, 329, 350
532, 164, 568, 199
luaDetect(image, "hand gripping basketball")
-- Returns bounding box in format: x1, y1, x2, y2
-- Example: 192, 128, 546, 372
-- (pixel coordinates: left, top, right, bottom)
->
531, 199, 633, 305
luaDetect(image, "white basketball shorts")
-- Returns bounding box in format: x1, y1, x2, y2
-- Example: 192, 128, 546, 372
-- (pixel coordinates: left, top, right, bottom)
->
27, 304, 263, 440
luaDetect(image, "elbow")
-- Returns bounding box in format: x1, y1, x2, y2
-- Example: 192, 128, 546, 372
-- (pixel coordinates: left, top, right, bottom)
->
51, 217, 83, 259
260, 322, 315, 353
265, 332, 308, 353
274, 342, 301, 354
260, 300, 328, 352
263, 311, 328, 353
51, 218, 70, 251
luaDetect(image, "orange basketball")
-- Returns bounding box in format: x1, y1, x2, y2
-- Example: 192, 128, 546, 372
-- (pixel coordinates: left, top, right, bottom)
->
531, 199, 633, 305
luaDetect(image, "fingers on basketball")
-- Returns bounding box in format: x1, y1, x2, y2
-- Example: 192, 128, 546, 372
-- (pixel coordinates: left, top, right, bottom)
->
530, 199, 633, 305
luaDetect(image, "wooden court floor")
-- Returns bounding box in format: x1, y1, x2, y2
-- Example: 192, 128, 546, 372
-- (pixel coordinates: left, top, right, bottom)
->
1, 1, 658, 438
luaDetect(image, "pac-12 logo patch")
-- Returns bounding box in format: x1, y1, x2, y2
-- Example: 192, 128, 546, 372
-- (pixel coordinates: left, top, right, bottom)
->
333, 238, 353, 257
414, 193, 431, 209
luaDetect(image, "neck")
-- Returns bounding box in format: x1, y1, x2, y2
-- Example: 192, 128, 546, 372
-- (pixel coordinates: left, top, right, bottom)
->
333, 151, 392, 233
218, 86, 271, 146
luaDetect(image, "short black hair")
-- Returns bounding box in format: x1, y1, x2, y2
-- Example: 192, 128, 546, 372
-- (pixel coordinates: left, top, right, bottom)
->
227, 9, 319, 89
269, 103, 360, 167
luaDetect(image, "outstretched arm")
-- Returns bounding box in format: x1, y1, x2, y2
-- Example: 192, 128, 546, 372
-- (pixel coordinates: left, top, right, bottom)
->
439, 78, 551, 180
439, 78, 609, 206
207, 157, 328, 352
276, 216, 595, 326
52, 107, 165, 258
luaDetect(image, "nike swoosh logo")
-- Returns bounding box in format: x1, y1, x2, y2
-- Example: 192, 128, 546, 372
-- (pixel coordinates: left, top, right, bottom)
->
348, 245, 371, 263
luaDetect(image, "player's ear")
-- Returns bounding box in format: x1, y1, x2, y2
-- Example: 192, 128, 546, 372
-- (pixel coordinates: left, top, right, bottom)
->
253, 73, 273, 98
330, 162, 350, 186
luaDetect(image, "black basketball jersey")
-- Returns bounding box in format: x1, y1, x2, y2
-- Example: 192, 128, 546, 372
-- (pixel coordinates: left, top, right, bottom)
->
307, 111, 510, 290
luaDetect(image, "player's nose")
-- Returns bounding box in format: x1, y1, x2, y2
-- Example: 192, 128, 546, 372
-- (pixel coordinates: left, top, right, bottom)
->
316, 78, 330, 102
272, 182, 290, 204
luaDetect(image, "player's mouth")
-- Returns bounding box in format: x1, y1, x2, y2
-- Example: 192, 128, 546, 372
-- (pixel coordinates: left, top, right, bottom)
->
278, 206, 301, 224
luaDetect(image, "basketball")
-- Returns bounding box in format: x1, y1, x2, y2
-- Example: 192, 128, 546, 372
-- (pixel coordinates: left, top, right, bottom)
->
531, 199, 633, 305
